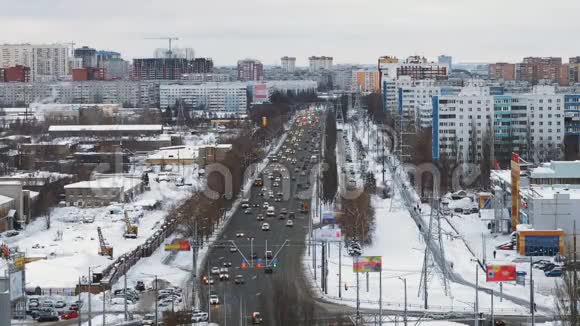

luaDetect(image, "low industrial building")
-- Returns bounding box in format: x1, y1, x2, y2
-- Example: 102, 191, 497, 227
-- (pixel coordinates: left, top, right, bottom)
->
0, 195, 16, 232
63, 177, 143, 207
146, 146, 196, 165
197, 144, 233, 167
48, 124, 163, 139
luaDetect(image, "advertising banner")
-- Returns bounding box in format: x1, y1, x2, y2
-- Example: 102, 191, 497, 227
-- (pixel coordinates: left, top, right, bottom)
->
511, 153, 520, 231
486, 265, 517, 282
313, 228, 342, 241
322, 211, 336, 225
9, 270, 23, 300
353, 256, 382, 273
164, 240, 191, 251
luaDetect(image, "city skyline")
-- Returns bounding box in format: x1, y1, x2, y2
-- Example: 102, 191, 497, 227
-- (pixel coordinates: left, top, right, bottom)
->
1, 0, 579, 65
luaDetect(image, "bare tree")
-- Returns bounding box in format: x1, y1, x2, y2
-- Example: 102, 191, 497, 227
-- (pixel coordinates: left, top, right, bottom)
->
340, 189, 375, 244
555, 241, 579, 325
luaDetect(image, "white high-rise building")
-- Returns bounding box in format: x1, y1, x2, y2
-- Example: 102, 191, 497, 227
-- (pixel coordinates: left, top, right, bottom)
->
308, 56, 333, 72
159, 82, 248, 113
0, 43, 70, 81
281, 56, 296, 73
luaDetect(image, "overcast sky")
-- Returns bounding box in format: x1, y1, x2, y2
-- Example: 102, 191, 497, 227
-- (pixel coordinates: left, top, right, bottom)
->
1, 0, 579, 66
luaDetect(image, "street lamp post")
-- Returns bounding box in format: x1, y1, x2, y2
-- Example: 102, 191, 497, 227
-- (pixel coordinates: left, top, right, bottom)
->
398, 277, 407, 326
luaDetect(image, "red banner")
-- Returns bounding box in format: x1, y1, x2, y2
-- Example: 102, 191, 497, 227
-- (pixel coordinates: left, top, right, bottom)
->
486, 265, 516, 282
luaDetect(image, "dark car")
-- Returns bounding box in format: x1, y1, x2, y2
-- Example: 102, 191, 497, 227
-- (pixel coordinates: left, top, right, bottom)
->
234, 275, 245, 284
135, 281, 145, 291
36, 308, 59, 322
264, 266, 273, 274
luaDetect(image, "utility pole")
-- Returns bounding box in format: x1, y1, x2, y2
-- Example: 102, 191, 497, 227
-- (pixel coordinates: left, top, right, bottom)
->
88, 268, 92, 326
491, 289, 494, 326
399, 277, 407, 326
475, 263, 479, 326
338, 242, 342, 298
124, 260, 128, 321
102, 289, 106, 326
154, 275, 158, 326
77, 277, 82, 326
321, 241, 325, 293
573, 221, 578, 326
356, 266, 360, 324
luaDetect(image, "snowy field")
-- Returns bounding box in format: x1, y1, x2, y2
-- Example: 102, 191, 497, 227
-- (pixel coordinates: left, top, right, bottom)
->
303, 117, 555, 318
1, 133, 217, 290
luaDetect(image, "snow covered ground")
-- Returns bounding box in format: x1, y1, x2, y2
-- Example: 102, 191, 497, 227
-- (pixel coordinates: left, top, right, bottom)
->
1, 133, 217, 290
303, 117, 547, 317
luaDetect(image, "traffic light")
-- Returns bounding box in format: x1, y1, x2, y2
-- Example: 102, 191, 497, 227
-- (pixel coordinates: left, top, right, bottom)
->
272, 258, 279, 268
241, 262, 247, 269
256, 263, 263, 269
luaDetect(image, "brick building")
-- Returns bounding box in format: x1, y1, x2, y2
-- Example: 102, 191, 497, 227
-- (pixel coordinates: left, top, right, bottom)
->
489, 63, 515, 81
72, 67, 105, 81
0, 65, 31, 82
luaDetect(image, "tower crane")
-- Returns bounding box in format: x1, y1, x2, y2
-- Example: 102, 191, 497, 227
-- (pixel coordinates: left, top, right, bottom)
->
97, 227, 114, 258
144, 37, 179, 58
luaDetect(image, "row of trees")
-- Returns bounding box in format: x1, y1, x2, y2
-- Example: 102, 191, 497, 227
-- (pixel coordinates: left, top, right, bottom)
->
321, 111, 338, 202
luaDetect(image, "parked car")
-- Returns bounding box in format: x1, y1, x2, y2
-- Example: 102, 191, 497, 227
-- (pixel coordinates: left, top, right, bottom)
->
36, 308, 59, 322
61, 310, 79, 320
135, 281, 145, 292
142, 314, 155, 325
191, 310, 209, 323
545, 267, 563, 277
54, 300, 66, 309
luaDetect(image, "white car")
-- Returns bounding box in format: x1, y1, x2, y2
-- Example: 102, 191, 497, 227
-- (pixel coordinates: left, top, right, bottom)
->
286, 219, 294, 227
261, 223, 270, 231
256, 214, 264, 221
211, 267, 220, 275
191, 310, 209, 323
209, 294, 219, 305
262, 202, 269, 209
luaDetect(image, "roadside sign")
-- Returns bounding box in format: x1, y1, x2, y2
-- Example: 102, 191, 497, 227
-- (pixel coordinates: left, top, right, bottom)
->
314, 227, 342, 241
353, 256, 382, 273
164, 239, 191, 251
322, 211, 336, 225
486, 265, 517, 282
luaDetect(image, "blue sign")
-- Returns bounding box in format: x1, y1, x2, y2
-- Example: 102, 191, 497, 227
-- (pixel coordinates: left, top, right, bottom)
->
322, 211, 336, 225
256, 258, 262, 264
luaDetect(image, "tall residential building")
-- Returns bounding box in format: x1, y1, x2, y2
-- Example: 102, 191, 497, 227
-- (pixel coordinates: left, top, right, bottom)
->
154, 47, 195, 60
160, 82, 248, 113
0, 43, 70, 81
569, 57, 580, 84
281, 56, 296, 73
132, 58, 212, 80
74, 46, 97, 68
430, 86, 566, 164
489, 63, 516, 81
308, 56, 333, 72
237, 59, 264, 81
352, 69, 380, 93
516, 57, 563, 85
438, 55, 453, 70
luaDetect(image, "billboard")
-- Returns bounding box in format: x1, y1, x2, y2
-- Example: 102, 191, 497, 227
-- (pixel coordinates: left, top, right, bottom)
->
9, 270, 23, 300
313, 228, 342, 241
353, 256, 382, 273
321, 211, 336, 225
486, 265, 517, 282
255, 84, 268, 99
164, 240, 191, 251
510, 153, 520, 231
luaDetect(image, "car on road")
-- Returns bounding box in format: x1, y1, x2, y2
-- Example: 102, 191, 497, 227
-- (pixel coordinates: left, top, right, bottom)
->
262, 202, 269, 209
202, 276, 214, 285
256, 214, 264, 221
266, 206, 275, 216
261, 223, 270, 231
264, 266, 273, 274
223, 261, 232, 267
54, 300, 66, 309
272, 182, 279, 188
278, 214, 286, 220
244, 208, 252, 214
229, 245, 237, 253
289, 212, 296, 219
251, 312, 263, 324
61, 310, 79, 320
219, 272, 229, 281
234, 275, 245, 284
280, 208, 287, 215
191, 310, 209, 323
209, 294, 220, 305
286, 219, 294, 227
36, 308, 59, 322
236, 231, 245, 238
211, 267, 220, 275
241, 201, 250, 208
142, 314, 155, 325
275, 197, 282, 202
269, 192, 275, 198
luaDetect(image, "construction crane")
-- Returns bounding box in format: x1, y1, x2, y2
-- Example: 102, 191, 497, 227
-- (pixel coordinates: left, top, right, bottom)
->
144, 37, 179, 58
97, 227, 114, 258
123, 210, 138, 239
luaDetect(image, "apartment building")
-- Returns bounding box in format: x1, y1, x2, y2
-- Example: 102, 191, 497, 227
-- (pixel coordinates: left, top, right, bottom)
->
489, 63, 516, 81
0, 43, 70, 81
237, 59, 264, 81
431, 86, 565, 164
159, 82, 248, 113
516, 57, 563, 85
132, 58, 213, 80
281, 56, 296, 73
352, 69, 380, 93
309, 56, 333, 72
0, 65, 31, 82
